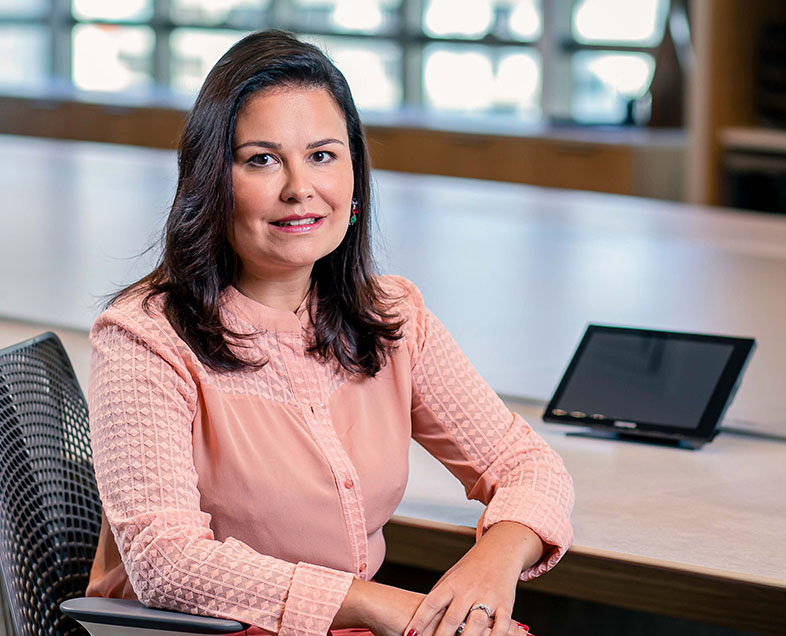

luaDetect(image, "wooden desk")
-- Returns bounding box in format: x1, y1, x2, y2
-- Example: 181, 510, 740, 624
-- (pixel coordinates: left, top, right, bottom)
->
390, 399, 785, 635
1, 136, 785, 634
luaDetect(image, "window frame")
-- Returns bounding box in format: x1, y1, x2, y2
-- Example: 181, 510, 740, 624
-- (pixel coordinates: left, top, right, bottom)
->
0, 0, 666, 125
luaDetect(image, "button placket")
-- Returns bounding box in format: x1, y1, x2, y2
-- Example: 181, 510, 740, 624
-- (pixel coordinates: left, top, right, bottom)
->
322, 426, 368, 577
290, 355, 369, 576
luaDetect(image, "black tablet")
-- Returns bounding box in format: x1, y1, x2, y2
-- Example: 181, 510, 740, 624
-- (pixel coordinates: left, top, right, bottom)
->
543, 325, 756, 448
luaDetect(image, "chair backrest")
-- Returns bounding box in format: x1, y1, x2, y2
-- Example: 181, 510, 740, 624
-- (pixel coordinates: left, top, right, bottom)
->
0, 333, 102, 636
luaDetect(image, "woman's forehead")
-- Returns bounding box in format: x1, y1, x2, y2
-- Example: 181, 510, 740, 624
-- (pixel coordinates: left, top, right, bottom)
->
233, 86, 348, 147
239, 85, 345, 123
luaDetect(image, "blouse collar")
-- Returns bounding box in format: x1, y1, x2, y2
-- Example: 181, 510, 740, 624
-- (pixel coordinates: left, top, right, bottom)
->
222, 285, 315, 334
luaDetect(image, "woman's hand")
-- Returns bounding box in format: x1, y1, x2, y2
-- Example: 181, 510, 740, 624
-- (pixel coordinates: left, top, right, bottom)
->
402, 522, 544, 636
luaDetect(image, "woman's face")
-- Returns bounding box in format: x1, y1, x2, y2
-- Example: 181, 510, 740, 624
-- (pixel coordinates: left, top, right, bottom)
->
230, 86, 354, 288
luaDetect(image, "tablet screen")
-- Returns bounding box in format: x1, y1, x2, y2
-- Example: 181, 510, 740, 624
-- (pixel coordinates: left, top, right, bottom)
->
543, 325, 756, 444
551, 332, 733, 429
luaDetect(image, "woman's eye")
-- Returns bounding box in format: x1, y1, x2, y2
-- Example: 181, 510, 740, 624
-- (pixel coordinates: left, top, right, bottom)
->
311, 151, 334, 163
249, 153, 273, 166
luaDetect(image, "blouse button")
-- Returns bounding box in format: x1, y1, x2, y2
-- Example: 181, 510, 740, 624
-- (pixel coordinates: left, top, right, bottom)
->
343, 478, 354, 489
359, 562, 367, 573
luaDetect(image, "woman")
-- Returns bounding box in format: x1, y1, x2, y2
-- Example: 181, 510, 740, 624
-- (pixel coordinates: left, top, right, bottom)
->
86, 30, 574, 636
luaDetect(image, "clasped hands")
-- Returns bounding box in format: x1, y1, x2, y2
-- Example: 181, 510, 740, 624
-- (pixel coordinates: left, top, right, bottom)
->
333, 521, 543, 636
419, 602, 527, 636
400, 521, 542, 636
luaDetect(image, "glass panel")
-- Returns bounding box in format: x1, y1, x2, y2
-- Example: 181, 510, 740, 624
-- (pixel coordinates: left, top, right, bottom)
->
170, 0, 271, 28
572, 0, 668, 46
504, 0, 542, 41
0, 25, 49, 88
423, 0, 494, 39
169, 28, 248, 97
72, 0, 154, 22
494, 48, 540, 116
72, 24, 155, 92
423, 43, 541, 120
291, 0, 402, 35
302, 35, 402, 111
170, 29, 248, 97
0, 0, 48, 18
423, 0, 541, 41
571, 51, 655, 123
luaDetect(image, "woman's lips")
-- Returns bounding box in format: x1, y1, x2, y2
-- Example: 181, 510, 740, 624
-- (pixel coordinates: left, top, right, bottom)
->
270, 216, 325, 233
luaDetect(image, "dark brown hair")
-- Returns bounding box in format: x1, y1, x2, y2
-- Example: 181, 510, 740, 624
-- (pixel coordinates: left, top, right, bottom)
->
114, 30, 403, 376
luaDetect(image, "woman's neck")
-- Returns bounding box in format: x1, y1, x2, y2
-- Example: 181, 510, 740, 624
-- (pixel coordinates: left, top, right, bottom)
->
235, 270, 311, 312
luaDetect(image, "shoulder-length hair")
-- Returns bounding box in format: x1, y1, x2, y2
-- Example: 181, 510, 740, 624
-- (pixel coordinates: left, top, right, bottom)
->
114, 30, 403, 376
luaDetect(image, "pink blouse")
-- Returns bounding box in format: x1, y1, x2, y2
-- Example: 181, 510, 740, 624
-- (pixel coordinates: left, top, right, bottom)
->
86, 276, 574, 635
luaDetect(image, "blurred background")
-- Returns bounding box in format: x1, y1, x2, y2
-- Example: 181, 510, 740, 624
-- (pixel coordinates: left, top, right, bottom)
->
0, 0, 784, 214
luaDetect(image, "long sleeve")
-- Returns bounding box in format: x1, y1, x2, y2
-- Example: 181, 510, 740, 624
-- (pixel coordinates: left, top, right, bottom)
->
88, 310, 354, 634
395, 278, 574, 580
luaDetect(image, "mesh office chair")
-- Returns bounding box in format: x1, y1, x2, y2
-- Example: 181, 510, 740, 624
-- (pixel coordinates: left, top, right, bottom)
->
0, 333, 244, 635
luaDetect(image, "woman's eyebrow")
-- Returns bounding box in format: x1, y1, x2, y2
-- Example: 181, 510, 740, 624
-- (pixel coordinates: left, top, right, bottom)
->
234, 140, 281, 151
306, 138, 345, 149
234, 138, 344, 152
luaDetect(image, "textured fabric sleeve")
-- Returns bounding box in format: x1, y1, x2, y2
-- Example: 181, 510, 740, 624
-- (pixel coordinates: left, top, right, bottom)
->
88, 310, 353, 635
392, 278, 574, 581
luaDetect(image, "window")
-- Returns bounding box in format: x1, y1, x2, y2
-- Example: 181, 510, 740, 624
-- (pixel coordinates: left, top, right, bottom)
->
569, 0, 665, 122
0, 0, 49, 19
304, 34, 402, 110
169, 0, 272, 28
170, 28, 250, 96
0, 24, 49, 88
0, 0, 671, 125
72, 24, 155, 92
71, 0, 153, 22
291, 0, 402, 36
423, 44, 541, 120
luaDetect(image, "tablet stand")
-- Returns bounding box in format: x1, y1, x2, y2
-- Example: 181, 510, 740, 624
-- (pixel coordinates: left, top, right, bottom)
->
565, 429, 706, 450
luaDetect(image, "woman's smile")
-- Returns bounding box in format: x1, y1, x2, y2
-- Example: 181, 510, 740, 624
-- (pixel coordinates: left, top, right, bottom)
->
270, 215, 326, 232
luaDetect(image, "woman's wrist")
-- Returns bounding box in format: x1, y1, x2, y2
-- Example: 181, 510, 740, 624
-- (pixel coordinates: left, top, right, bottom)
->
331, 578, 373, 630
479, 521, 546, 572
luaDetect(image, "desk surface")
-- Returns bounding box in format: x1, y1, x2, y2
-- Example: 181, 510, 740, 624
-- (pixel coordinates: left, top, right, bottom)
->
402, 400, 786, 585
2, 135, 786, 435
2, 136, 785, 632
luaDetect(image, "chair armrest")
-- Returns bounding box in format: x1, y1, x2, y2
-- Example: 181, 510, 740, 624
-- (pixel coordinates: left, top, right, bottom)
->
60, 597, 246, 634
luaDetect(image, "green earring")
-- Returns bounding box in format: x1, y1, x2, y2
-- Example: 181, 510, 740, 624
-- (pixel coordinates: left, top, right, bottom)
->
349, 198, 358, 226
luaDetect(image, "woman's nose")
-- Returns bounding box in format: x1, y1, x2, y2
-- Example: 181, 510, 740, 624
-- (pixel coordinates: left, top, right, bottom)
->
280, 165, 314, 202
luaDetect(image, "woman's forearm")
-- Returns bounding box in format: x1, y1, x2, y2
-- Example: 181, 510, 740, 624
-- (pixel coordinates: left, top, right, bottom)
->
331, 579, 424, 636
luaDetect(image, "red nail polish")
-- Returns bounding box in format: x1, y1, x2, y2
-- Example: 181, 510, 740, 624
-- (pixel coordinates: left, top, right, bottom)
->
517, 624, 529, 631
406, 629, 418, 636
